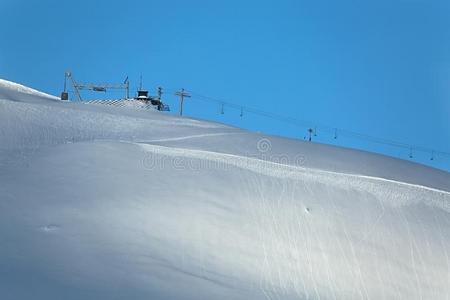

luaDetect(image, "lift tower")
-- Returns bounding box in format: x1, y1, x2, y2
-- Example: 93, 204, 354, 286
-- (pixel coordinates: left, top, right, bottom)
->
62, 71, 129, 101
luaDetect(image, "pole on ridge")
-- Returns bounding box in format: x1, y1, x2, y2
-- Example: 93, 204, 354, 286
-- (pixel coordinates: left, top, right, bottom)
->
175, 88, 191, 116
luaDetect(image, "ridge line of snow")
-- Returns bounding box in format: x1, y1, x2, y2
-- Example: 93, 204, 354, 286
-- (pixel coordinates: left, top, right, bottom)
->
138, 143, 450, 199
0, 79, 59, 100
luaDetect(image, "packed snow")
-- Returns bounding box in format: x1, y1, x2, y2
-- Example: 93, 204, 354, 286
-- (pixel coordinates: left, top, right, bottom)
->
0, 79, 449, 299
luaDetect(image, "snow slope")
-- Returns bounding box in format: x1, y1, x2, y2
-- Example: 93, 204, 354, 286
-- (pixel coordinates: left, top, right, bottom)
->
0, 79, 59, 102
0, 79, 449, 299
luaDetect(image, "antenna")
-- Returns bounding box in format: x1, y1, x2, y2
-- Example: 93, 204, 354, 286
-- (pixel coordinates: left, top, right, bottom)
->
123, 76, 129, 99
220, 103, 224, 114
63, 71, 68, 92
240, 107, 243, 117
139, 74, 143, 90
157, 87, 163, 99
334, 128, 338, 139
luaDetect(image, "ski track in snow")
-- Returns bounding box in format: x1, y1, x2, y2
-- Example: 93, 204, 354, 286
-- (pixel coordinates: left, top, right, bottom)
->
137, 141, 450, 299
138, 143, 450, 210
136, 132, 245, 143
134, 138, 449, 299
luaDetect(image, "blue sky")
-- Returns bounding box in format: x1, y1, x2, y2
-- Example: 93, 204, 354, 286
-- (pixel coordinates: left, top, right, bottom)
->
1, 0, 449, 170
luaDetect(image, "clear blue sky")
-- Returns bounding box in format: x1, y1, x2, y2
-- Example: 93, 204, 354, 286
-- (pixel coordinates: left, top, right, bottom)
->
1, 0, 449, 170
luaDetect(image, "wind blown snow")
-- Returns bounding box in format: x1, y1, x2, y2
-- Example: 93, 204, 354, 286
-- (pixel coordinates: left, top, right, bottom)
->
0, 79, 449, 299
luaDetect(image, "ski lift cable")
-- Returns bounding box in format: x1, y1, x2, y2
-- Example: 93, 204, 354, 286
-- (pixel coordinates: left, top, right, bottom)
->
185, 89, 450, 159
189, 93, 447, 155
191, 94, 448, 157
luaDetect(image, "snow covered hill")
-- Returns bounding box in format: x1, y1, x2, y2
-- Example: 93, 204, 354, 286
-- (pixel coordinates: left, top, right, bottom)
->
0, 79, 449, 299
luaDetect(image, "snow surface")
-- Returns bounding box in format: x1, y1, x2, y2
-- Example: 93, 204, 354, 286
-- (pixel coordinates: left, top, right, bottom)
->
0, 79, 59, 102
0, 79, 449, 299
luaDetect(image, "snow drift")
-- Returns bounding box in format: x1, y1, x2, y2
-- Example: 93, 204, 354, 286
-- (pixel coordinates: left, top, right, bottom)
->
0, 79, 449, 299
